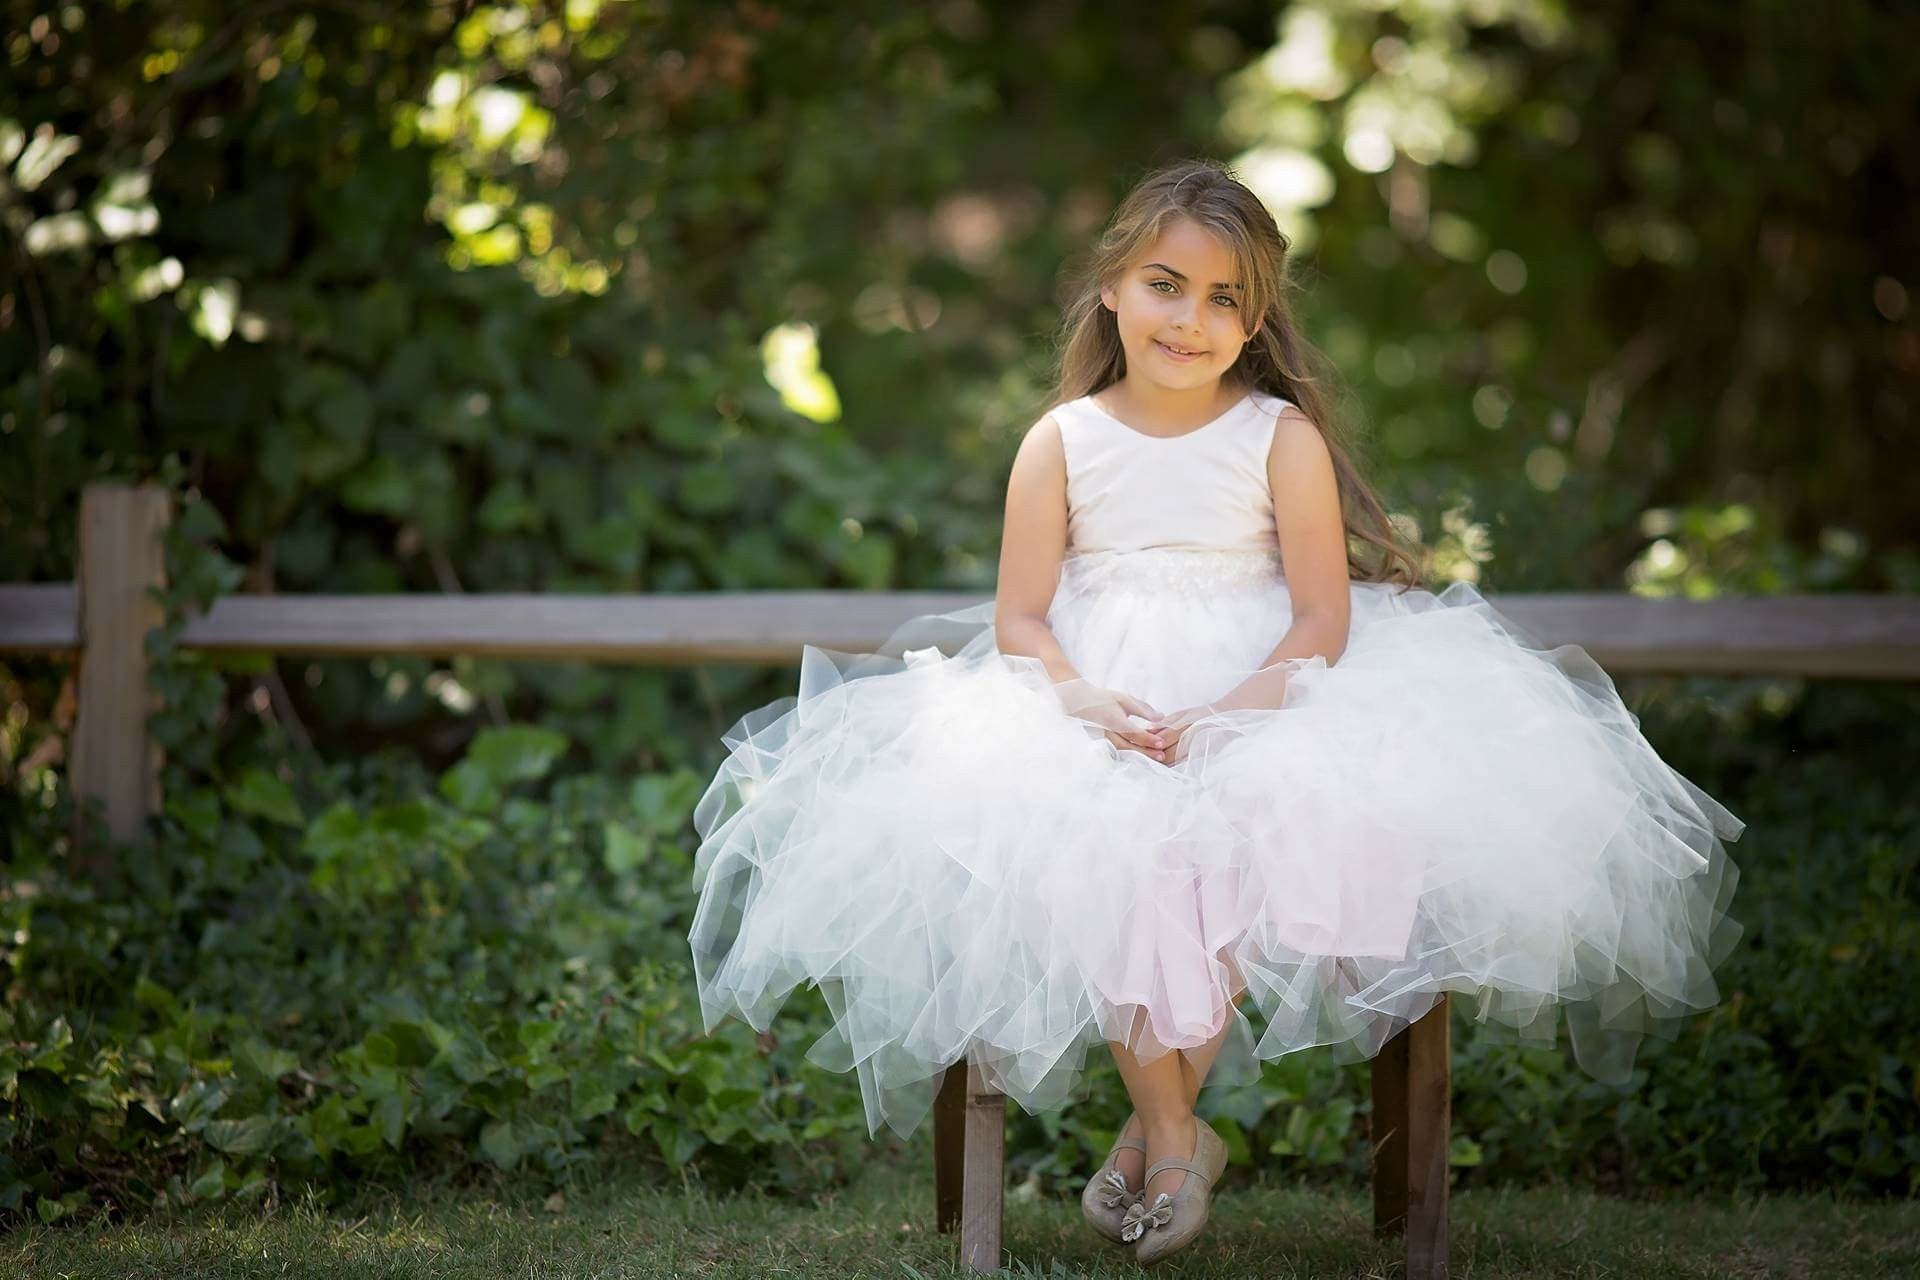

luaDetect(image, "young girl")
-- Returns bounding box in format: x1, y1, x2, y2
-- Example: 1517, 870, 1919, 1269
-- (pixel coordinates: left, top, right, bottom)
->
686, 158, 1745, 1265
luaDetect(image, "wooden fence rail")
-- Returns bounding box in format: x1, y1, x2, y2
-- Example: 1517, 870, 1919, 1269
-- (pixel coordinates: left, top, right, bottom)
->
8, 579, 1920, 675
9, 482, 1920, 845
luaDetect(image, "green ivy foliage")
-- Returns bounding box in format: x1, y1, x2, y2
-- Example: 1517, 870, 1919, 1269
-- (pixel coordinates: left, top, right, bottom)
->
1, 742, 876, 1224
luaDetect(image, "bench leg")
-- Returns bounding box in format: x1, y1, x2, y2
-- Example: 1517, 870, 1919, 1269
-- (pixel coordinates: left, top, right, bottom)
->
1370, 991, 1451, 1280
934, 1062, 965, 1232
932, 1060, 1005, 1273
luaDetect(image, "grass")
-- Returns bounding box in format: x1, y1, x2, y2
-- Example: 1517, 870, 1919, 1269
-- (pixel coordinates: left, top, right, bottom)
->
6, 1138, 1916, 1278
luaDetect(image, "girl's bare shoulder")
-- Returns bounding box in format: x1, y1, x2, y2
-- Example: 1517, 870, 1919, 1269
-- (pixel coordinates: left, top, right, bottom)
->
1012, 408, 1068, 466
1262, 397, 1326, 454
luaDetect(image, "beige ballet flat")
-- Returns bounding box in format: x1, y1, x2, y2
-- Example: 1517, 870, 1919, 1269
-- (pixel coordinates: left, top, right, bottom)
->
1120, 1117, 1228, 1265
1079, 1114, 1147, 1243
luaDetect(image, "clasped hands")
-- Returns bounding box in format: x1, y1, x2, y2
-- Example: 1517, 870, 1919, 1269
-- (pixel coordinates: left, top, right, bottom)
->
1052, 679, 1230, 766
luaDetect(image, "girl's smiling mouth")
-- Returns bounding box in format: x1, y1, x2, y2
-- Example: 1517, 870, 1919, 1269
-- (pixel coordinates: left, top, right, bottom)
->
1155, 339, 1207, 361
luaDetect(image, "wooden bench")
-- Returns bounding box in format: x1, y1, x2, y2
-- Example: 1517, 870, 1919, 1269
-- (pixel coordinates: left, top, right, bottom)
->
934, 993, 1451, 1278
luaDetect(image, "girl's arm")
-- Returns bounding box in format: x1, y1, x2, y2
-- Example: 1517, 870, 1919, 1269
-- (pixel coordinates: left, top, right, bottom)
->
995, 414, 1173, 761
992, 412, 1081, 683
1210, 408, 1352, 712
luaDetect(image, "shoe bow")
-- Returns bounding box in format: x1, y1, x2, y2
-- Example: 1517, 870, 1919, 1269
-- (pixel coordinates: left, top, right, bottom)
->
1119, 1191, 1174, 1242
1095, 1168, 1133, 1209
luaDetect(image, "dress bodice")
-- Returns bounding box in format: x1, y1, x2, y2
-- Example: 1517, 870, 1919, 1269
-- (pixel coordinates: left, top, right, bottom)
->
1052, 389, 1291, 555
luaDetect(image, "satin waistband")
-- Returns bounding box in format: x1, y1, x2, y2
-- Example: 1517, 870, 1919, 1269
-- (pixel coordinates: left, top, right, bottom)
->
1057, 546, 1286, 595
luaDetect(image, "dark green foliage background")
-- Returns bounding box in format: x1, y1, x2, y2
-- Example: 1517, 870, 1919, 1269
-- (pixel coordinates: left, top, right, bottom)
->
2, 0, 1914, 1226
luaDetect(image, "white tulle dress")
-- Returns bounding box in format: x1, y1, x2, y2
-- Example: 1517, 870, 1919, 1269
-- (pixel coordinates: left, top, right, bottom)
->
687, 388, 1746, 1140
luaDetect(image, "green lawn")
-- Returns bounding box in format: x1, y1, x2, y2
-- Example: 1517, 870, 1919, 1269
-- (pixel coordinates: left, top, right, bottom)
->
7, 1141, 1916, 1278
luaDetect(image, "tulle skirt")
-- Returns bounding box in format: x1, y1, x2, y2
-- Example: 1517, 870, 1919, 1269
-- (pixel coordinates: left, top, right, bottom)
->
686, 546, 1746, 1140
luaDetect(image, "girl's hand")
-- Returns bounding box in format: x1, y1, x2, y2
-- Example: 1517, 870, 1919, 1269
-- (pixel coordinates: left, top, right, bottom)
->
1149, 660, 1316, 761
1144, 703, 1224, 765
1052, 679, 1173, 763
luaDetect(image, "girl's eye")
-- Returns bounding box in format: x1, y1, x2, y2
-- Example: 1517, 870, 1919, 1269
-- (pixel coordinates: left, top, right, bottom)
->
1151, 280, 1236, 307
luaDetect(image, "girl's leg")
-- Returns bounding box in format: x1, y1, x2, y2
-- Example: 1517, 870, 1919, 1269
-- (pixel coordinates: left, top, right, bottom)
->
1175, 985, 1248, 1101
1175, 946, 1253, 1106
1106, 986, 1247, 1201
1106, 1008, 1196, 1205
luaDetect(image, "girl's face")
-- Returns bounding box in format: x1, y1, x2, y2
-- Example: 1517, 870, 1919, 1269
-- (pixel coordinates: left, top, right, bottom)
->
1100, 218, 1261, 391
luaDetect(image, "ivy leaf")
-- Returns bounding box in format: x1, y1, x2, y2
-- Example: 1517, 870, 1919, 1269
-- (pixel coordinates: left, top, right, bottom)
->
1449, 1136, 1485, 1167
170, 1079, 233, 1131
835, 533, 895, 590
361, 1032, 398, 1067
571, 1070, 619, 1122
437, 760, 498, 813
517, 1020, 561, 1059
314, 376, 370, 445
630, 770, 703, 832
173, 498, 230, 542
133, 977, 179, 1018
476, 477, 542, 533
341, 454, 414, 515
374, 1091, 407, 1149
188, 1158, 228, 1200
677, 460, 737, 514
463, 725, 570, 786
204, 1114, 277, 1157
234, 1038, 301, 1082
480, 1118, 518, 1169
223, 767, 304, 826
602, 821, 651, 875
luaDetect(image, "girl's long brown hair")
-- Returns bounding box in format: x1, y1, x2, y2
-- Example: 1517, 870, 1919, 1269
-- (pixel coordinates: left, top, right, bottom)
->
1046, 158, 1427, 590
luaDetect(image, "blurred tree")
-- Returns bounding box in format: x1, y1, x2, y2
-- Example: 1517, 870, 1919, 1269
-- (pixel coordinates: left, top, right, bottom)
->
1206, 0, 1916, 592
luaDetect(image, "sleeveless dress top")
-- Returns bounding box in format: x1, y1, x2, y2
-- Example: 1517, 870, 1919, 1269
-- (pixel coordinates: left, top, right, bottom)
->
1056, 388, 1288, 556
684, 380, 1747, 1143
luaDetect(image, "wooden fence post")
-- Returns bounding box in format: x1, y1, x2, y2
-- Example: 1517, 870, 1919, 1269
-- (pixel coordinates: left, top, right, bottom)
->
70, 483, 171, 869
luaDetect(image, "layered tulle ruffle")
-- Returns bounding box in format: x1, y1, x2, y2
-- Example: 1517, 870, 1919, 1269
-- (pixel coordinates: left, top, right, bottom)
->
687, 547, 1745, 1139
